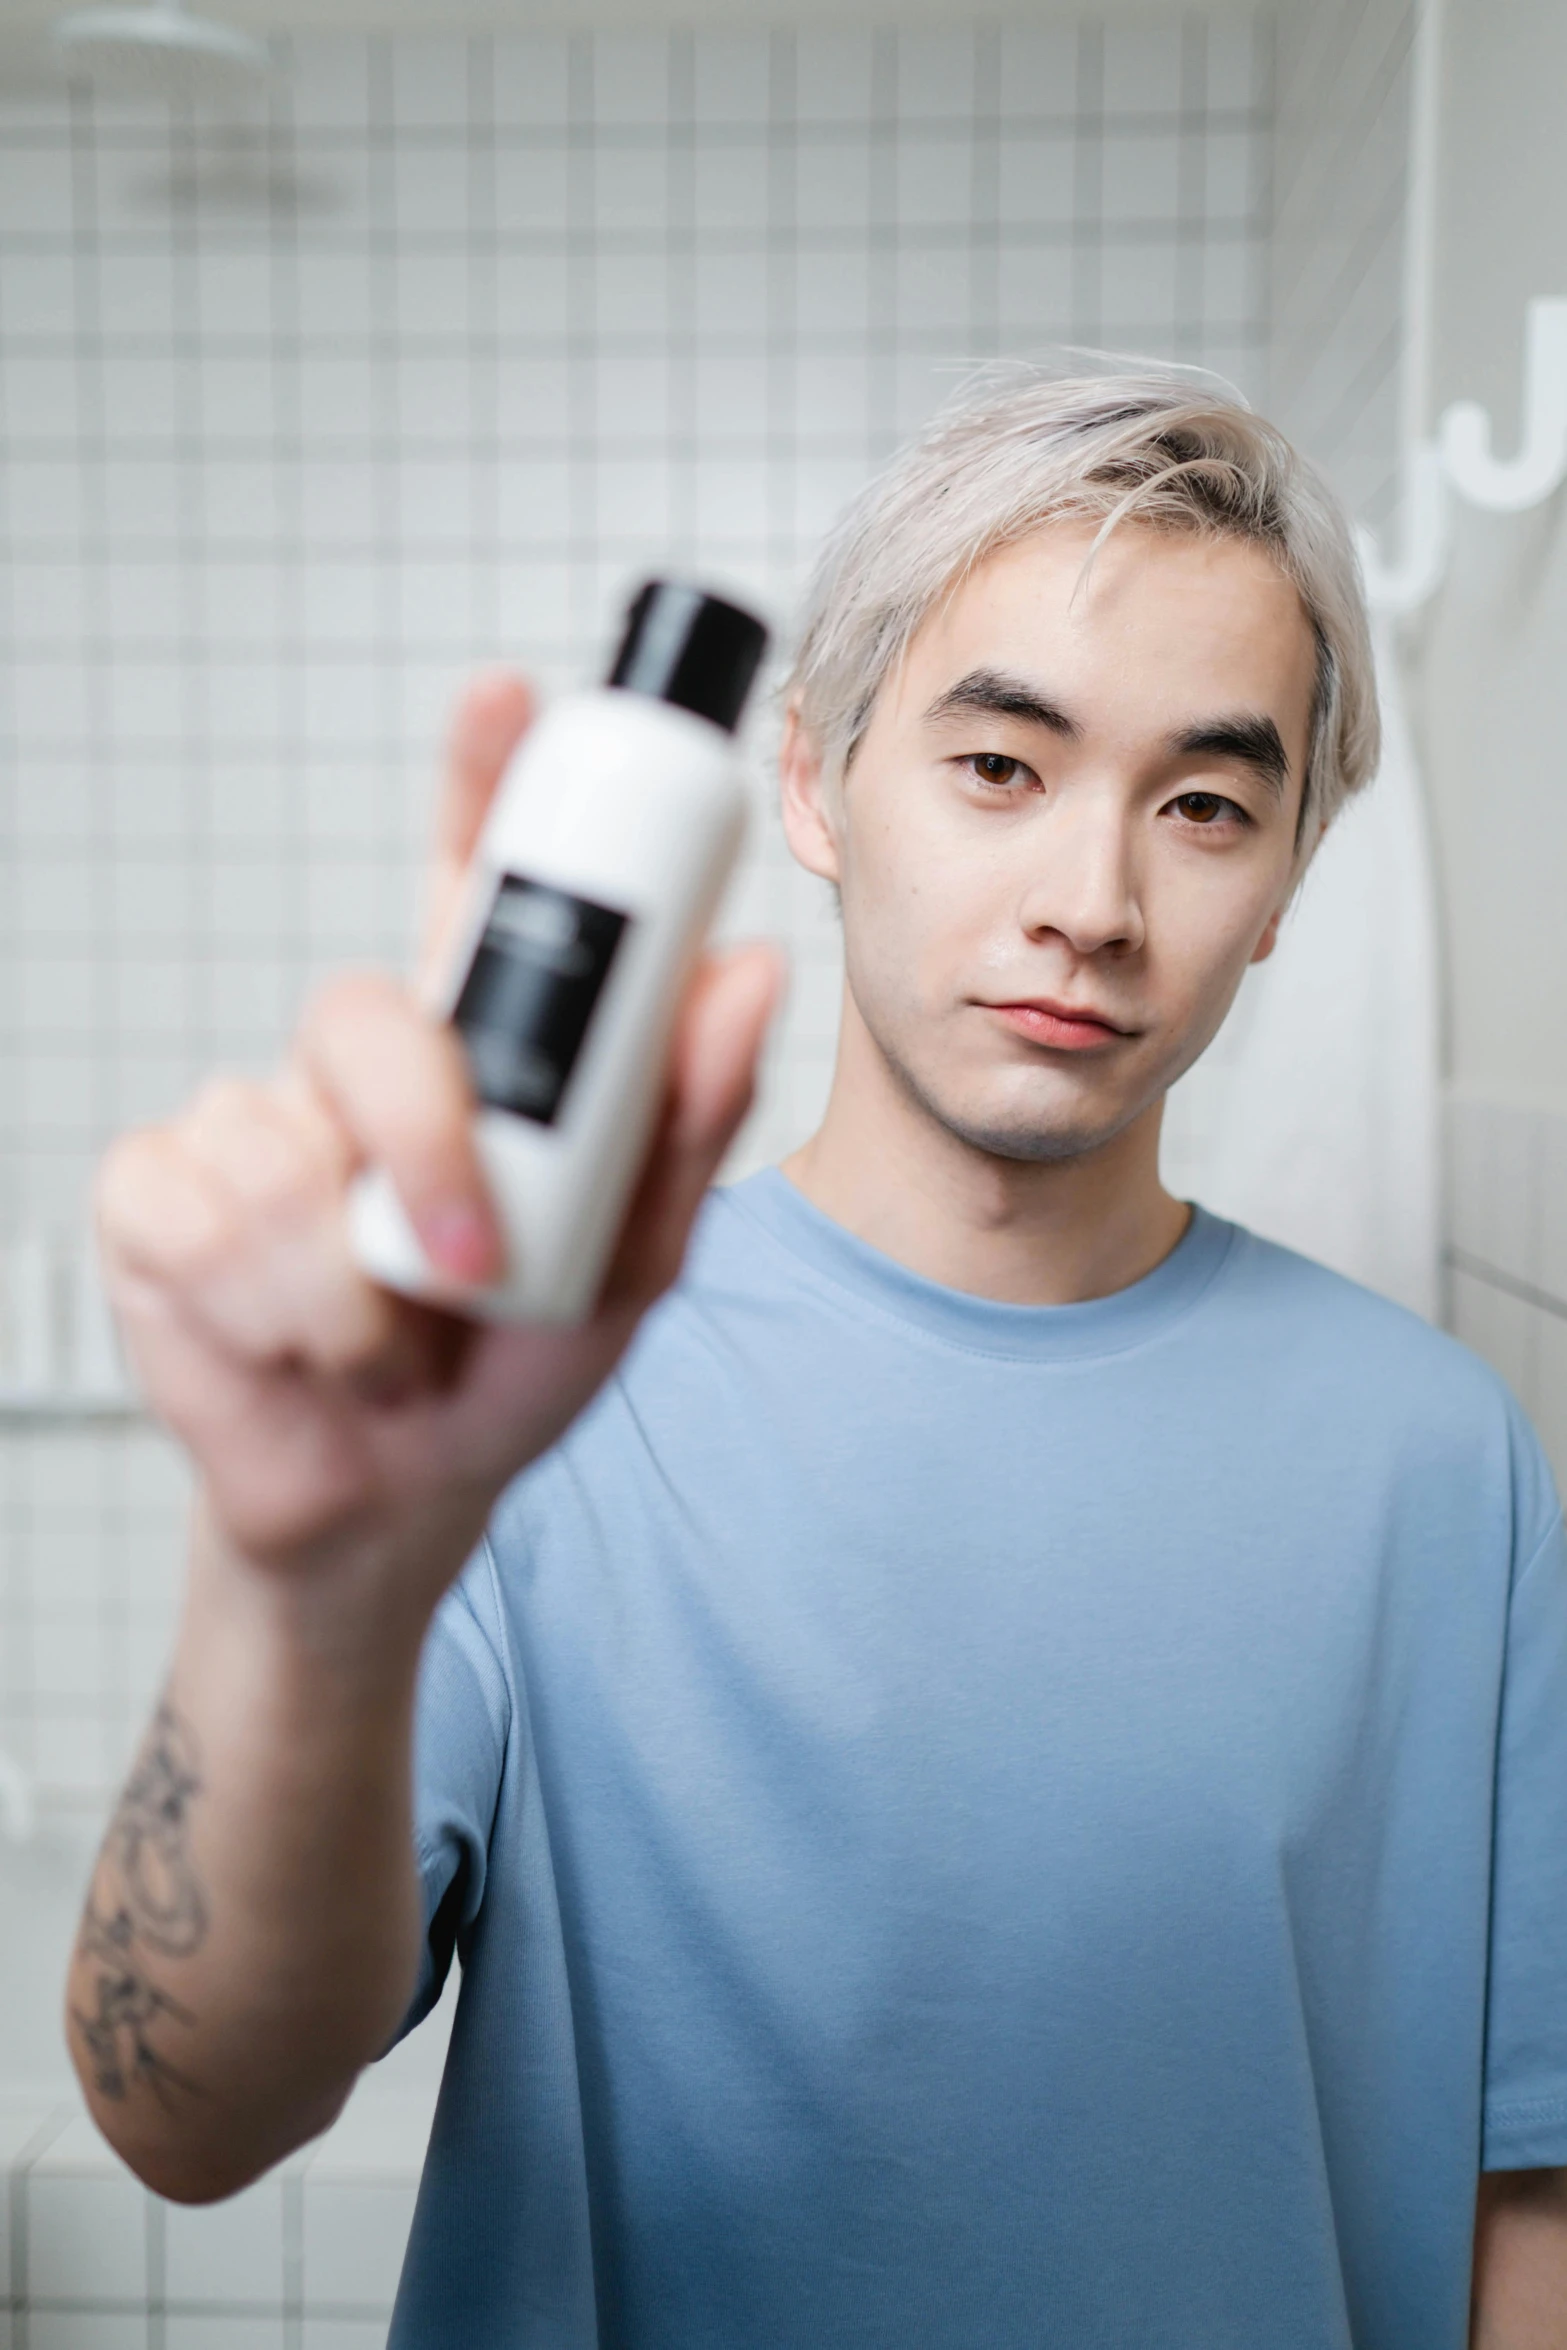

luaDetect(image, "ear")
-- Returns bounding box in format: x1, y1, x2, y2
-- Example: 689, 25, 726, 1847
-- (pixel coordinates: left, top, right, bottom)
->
778, 706, 842, 886
1249, 906, 1285, 967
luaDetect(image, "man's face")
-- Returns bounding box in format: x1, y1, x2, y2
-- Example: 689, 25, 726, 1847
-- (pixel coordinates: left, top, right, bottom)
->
783, 524, 1321, 1164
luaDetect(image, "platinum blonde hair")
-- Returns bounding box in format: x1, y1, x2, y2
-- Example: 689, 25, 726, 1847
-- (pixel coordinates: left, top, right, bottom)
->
786, 367, 1380, 839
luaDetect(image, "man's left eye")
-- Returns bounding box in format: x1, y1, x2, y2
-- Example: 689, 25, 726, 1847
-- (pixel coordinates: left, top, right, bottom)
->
966, 753, 1025, 788
1172, 790, 1244, 826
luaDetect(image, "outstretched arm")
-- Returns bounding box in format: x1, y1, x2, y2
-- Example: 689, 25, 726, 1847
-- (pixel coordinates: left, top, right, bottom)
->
66, 673, 780, 2202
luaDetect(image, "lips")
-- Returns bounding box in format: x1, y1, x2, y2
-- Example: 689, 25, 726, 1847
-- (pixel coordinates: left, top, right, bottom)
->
983, 999, 1132, 1052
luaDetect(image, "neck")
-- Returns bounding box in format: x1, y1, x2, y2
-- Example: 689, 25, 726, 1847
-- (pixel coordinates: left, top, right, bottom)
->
782, 996, 1190, 1307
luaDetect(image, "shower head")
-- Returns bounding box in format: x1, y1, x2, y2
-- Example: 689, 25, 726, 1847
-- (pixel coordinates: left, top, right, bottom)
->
52, 0, 271, 98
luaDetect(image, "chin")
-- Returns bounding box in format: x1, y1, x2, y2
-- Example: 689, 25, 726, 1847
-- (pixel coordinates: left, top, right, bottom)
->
937, 1105, 1135, 1165
895, 1054, 1150, 1166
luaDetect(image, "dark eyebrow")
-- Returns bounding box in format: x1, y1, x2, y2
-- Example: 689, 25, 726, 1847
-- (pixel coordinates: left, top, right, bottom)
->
924, 667, 1082, 739
1170, 715, 1291, 798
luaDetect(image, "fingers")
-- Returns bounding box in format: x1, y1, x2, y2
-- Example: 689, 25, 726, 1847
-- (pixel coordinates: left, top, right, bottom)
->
605, 943, 786, 1307
420, 671, 535, 988
98, 1084, 403, 1381
293, 971, 502, 1286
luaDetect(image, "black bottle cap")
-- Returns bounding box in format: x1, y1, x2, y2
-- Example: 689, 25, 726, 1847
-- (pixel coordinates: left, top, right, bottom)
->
606, 579, 769, 736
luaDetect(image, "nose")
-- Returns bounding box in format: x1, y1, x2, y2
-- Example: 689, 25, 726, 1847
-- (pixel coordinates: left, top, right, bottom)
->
1016, 791, 1145, 959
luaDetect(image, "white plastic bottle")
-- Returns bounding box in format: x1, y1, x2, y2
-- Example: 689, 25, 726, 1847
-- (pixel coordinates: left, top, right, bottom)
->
349, 580, 769, 1323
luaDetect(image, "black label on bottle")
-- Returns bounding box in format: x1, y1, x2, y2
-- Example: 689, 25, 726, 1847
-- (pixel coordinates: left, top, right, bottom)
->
453, 876, 629, 1126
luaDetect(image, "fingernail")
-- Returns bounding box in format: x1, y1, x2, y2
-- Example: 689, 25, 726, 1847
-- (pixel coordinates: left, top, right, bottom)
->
415, 1202, 498, 1284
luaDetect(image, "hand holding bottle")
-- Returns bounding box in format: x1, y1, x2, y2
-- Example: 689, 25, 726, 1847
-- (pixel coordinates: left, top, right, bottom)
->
96, 665, 782, 1608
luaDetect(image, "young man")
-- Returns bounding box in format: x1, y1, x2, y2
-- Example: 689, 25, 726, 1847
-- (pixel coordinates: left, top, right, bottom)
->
69, 375, 1567, 2348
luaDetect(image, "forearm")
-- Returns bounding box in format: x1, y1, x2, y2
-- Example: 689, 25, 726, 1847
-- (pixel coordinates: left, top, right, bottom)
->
67, 1506, 430, 2203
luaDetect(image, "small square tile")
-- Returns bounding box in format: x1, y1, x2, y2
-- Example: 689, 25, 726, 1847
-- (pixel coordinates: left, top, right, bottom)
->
494, 456, 572, 544
392, 149, 471, 240
300, 2178, 417, 2309
693, 33, 771, 126
495, 354, 570, 440
893, 247, 970, 338
397, 458, 473, 544
590, 33, 671, 127
300, 2323, 388, 2350
28, 2160, 149, 2301
594, 144, 668, 236
1101, 239, 1178, 339
794, 138, 872, 233
691, 143, 768, 235
1102, 23, 1184, 118
801, 345, 879, 446
794, 30, 875, 123
491, 33, 570, 127
895, 131, 974, 229
998, 132, 1075, 226
693, 459, 769, 544
691, 252, 765, 340
1102, 130, 1180, 224
391, 36, 472, 128
399, 354, 472, 442
288, 35, 371, 132
100, 353, 179, 444
196, 251, 273, 340
493, 252, 569, 337
997, 24, 1079, 120
595, 252, 669, 339
492, 144, 568, 234
0, 254, 75, 339
895, 30, 975, 122
200, 353, 279, 443
594, 353, 670, 442
3, 354, 79, 442
0, 144, 74, 235
163, 2172, 285, 2309
395, 253, 471, 342
793, 247, 872, 336
299, 561, 379, 647
96, 254, 176, 343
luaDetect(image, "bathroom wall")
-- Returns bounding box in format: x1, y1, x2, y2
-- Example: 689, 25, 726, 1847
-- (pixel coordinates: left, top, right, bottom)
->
1408, 0, 1567, 1469
0, 16, 1272, 1821
1268, 0, 1413, 532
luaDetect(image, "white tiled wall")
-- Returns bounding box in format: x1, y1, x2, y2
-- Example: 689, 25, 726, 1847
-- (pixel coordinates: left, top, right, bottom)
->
0, 17, 1272, 1819
1269, 0, 1413, 531
1, 2083, 433, 2349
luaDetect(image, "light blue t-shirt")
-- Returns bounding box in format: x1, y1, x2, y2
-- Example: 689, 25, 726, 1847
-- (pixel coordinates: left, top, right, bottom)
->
391, 1172, 1567, 2350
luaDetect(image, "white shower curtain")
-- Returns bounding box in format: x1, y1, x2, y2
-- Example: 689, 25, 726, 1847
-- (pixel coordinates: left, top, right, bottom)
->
1161, 619, 1442, 1319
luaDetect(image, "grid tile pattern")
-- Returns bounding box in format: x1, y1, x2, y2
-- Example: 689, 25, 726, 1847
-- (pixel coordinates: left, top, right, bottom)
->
0, 21, 1271, 1811
1268, 0, 1413, 531
2, 2089, 434, 2349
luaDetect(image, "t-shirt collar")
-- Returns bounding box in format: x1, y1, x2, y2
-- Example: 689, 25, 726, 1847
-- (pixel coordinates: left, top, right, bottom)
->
719, 1166, 1238, 1366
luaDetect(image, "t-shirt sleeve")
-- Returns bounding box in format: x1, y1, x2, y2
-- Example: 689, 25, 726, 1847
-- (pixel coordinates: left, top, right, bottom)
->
391, 1541, 514, 2042
1482, 1416, 1567, 2170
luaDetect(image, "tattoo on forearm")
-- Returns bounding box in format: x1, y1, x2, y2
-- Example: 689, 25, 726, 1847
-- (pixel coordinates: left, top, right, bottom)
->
70, 1699, 209, 2105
